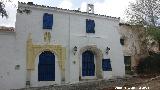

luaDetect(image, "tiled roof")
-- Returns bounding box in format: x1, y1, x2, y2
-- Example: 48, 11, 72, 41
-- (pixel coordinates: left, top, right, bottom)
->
0, 26, 15, 32
119, 23, 131, 26
119, 23, 144, 27
18, 2, 120, 20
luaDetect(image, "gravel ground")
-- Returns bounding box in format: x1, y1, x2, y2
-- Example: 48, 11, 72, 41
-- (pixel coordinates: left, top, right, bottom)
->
134, 76, 160, 90
102, 74, 160, 90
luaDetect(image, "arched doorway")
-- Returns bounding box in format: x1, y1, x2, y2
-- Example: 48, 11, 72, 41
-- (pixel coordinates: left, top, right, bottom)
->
38, 51, 55, 81
79, 45, 103, 80
82, 51, 95, 77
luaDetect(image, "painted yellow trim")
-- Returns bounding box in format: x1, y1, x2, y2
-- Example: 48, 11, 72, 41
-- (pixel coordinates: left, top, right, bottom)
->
26, 33, 66, 72
44, 32, 51, 43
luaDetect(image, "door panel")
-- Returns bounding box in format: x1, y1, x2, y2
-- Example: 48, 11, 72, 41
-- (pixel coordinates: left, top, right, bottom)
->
38, 51, 55, 81
82, 51, 95, 76
124, 56, 131, 74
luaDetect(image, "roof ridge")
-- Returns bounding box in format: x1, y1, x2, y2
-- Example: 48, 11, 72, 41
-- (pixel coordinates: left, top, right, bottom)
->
18, 2, 120, 20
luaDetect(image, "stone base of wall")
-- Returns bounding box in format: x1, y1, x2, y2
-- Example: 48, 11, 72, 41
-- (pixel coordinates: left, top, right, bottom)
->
12, 77, 128, 90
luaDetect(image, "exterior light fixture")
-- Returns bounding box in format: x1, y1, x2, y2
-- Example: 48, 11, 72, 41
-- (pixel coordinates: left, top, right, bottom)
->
73, 46, 77, 55
106, 47, 110, 55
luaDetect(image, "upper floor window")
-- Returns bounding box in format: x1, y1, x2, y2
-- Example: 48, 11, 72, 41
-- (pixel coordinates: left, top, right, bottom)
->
43, 13, 53, 29
120, 38, 125, 45
86, 19, 95, 33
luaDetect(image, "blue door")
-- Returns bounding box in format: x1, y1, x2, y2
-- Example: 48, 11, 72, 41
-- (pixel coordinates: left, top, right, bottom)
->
38, 51, 55, 81
82, 51, 95, 76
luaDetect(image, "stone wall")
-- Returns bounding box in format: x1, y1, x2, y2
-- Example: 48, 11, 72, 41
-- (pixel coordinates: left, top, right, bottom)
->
119, 23, 148, 68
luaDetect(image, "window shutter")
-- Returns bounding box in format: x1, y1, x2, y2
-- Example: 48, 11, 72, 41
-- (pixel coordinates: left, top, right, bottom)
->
102, 59, 112, 71
43, 13, 53, 29
86, 19, 95, 33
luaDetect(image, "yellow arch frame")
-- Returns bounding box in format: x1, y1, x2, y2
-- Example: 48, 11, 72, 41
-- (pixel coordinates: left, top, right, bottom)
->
26, 34, 66, 73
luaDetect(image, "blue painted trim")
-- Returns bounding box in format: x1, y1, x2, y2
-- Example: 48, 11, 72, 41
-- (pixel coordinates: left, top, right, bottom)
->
86, 19, 95, 33
102, 59, 112, 71
43, 13, 53, 29
38, 51, 55, 81
82, 51, 95, 76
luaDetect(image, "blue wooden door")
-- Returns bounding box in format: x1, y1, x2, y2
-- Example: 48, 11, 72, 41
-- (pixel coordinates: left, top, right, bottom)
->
38, 51, 55, 81
82, 51, 95, 76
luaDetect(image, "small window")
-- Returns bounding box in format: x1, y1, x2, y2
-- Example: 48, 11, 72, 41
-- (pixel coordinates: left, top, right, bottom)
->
120, 38, 125, 45
43, 13, 53, 29
102, 59, 112, 71
86, 19, 95, 33
124, 56, 131, 66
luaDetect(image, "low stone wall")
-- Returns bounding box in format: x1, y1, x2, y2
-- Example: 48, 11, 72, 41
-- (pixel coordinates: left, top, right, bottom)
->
12, 78, 127, 90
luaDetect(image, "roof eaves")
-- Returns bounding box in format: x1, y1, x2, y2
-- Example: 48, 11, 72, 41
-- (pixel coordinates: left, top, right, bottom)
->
18, 2, 120, 20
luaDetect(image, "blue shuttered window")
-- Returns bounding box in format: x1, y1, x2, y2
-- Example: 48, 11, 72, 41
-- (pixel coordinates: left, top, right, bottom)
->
86, 19, 95, 33
102, 59, 112, 71
43, 13, 53, 29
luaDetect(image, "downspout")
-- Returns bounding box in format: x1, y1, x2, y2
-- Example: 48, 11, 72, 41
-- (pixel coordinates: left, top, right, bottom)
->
68, 13, 71, 83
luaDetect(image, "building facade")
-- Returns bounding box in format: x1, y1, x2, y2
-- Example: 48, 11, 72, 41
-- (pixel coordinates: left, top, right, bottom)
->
0, 2, 125, 90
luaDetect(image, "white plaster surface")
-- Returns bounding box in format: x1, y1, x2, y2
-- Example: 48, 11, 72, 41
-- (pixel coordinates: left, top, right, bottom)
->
0, 3, 125, 90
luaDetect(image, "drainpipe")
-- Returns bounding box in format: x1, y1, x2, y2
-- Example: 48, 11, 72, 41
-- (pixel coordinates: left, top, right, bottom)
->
68, 13, 71, 83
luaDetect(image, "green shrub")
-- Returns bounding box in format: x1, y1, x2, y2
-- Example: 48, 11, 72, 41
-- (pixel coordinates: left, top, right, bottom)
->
136, 53, 160, 74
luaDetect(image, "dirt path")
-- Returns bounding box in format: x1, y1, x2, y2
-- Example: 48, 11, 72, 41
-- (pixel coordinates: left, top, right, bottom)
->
134, 76, 160, 90
102, 75, 160, 90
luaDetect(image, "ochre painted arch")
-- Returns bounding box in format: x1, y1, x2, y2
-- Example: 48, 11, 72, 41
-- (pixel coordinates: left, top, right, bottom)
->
26, 35, 66, 72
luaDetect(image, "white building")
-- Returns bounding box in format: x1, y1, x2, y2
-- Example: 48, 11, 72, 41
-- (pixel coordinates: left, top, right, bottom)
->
0, 2, 125, 90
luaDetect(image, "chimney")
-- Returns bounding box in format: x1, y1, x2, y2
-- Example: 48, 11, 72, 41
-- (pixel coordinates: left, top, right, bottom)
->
78, 8, 80, 11
27, 2, 33, 5
87, 4, 94, 13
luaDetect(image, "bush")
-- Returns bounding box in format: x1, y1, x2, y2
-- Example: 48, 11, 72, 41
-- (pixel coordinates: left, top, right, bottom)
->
136, 53, 160, 74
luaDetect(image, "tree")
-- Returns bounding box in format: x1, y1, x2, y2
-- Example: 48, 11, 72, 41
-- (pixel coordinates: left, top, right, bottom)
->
126, 0, 160, 26
0, 1, 8, 18
126, 0, 160, 52
147, 26, 160, 51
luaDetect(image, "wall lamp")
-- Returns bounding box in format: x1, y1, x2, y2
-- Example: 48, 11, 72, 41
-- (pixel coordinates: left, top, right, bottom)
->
73, 46, 78, 55
106, 47, 110, 55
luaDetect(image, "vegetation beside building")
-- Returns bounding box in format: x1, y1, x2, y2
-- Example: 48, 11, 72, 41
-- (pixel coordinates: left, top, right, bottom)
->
137, 53, 160, 74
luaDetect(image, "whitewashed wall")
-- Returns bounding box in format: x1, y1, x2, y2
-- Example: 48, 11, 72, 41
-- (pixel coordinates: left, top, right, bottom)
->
15, 6, 70, 88
0, 2, 125, 90
0, 32, 26, 90
69, 15, 125, 83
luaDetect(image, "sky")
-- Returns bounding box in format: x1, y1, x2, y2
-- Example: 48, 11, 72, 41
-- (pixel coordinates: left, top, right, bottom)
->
0, 0, 135, 27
